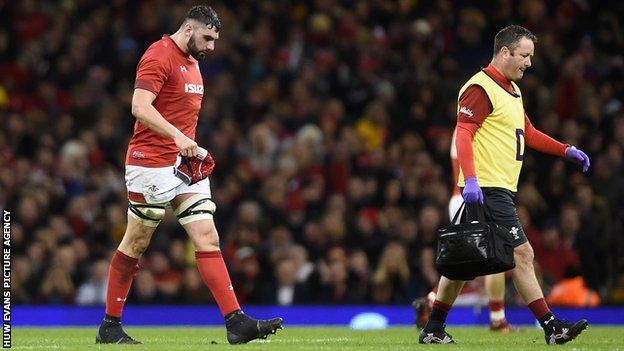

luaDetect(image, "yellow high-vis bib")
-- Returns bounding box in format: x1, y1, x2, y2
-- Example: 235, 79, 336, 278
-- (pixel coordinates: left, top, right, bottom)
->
457, 70, 525, 192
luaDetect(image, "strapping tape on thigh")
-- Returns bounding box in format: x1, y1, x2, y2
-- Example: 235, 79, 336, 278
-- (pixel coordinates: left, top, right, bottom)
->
174, 194, 216, 225
127, 201, 166, 227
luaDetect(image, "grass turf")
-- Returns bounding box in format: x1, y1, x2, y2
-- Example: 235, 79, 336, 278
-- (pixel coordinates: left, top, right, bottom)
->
10, 326, 624, 350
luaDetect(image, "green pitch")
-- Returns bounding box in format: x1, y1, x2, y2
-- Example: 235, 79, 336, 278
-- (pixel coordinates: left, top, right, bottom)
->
11, 326, 624, 350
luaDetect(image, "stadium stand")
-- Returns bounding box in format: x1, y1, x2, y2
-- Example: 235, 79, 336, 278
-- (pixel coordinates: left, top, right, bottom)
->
1, 0, 623, 308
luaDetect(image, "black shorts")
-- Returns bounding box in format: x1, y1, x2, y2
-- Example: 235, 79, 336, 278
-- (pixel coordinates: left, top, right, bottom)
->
464, 187, 528, 248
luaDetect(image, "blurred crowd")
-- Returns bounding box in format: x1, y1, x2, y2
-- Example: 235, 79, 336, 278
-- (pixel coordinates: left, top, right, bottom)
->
1, 0, 623, 307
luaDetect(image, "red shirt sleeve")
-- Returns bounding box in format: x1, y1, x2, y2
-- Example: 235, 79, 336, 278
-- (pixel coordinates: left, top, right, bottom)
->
134, 47, 171, 95
524, 114, 567, 157
455, 85, 492, 179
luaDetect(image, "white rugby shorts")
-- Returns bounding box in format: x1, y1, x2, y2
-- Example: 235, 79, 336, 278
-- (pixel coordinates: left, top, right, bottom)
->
125, 160, 212, 204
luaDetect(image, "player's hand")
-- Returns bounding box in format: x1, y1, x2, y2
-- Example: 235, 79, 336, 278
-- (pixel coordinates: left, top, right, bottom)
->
174, 131, 198, 157
565, 146, 590, 172
462, 177, 484, 204
174, 147, 215, 185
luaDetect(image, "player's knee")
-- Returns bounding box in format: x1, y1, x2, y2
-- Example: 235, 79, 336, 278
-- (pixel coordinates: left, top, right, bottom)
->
192, 226, 220, 250
122, 228, 153, 256
131, 235, 151, 255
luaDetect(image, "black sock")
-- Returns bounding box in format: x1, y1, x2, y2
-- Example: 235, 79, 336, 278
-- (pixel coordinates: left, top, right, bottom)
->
424, 307, 448, 332
538, 312, 555, 330
104, 314, 121, 324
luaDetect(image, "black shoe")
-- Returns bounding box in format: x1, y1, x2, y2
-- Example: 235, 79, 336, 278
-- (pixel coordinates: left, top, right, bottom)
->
419, 327, 455, 344
96, 319, 142, 344
543, 317, 588, 345
225, 310, 283, 344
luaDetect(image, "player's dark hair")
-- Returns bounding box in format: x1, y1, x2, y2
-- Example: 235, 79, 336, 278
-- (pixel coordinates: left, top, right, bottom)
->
186, 5, 221, 32
493, 25, 537, 56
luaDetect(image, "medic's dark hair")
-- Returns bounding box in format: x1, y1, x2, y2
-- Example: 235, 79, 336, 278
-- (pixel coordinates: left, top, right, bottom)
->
493, 25, 537, 56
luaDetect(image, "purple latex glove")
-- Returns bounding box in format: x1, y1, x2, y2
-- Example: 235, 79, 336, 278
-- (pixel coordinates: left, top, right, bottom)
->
565, 146, 590, 172
462, 176, 484, 204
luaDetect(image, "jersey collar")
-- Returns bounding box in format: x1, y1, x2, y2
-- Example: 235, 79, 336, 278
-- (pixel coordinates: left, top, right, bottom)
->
482, 64, 519, 98
163, 35, 194, 61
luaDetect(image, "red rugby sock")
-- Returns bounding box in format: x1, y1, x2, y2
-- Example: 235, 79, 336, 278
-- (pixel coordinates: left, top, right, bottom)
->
195, 251, 241, 316
433, 300, 452, 314
105, 250, 140, 318
528, 298, 551, 319
489, 299, 504, 312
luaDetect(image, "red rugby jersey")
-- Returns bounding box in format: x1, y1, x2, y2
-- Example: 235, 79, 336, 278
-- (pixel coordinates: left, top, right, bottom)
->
126, 35, 204, 167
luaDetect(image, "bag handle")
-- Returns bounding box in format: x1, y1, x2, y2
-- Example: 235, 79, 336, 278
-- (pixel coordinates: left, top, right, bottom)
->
453, 201, 494, 224
466, 202, 493, 223
450, 202, 466, 224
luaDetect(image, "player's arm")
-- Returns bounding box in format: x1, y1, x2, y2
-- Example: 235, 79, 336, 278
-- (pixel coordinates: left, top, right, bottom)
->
133, 52, 198, 157
524, 114, 590, 172
131, 89, 198, 157
455, 85, 491, 203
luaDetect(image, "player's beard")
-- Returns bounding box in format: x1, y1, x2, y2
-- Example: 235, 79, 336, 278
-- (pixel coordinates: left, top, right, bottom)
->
188, 34, 206, 60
